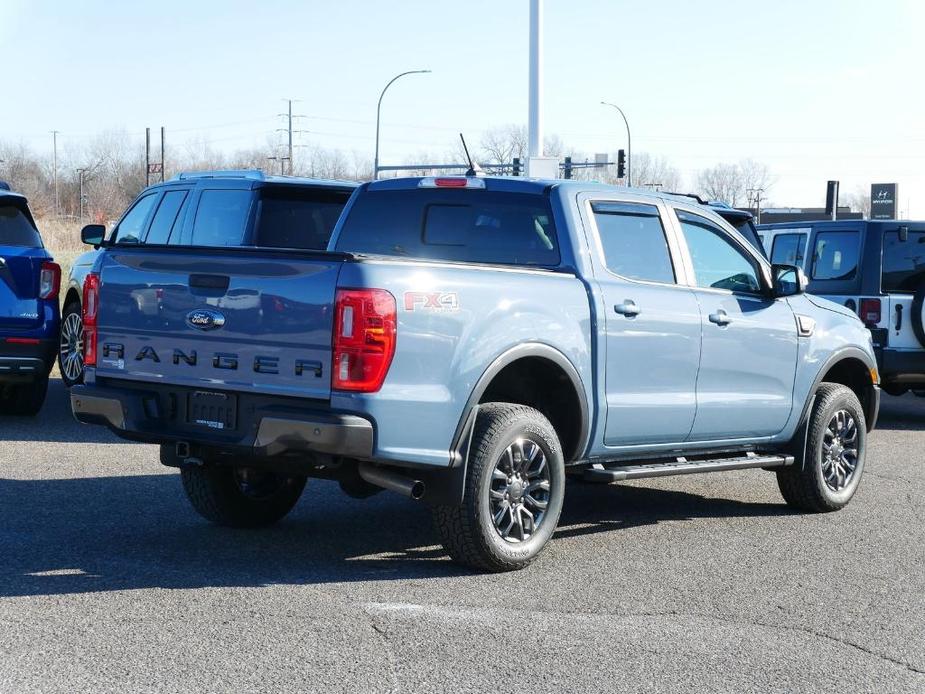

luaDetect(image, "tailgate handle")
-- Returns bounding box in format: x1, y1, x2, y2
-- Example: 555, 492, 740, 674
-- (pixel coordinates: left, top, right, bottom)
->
189, 274, 230, 291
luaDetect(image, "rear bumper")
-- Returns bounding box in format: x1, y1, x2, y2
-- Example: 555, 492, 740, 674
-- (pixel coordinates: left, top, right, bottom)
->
0, 339, 55, 382
70, 381, 374, 459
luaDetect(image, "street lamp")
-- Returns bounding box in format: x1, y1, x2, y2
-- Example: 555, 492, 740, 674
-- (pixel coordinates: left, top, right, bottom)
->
374, 69, 431, 180
600, 101, 632, 187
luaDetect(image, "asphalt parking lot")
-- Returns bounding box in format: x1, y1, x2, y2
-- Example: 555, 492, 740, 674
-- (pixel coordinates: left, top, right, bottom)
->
1, 379, 923, 693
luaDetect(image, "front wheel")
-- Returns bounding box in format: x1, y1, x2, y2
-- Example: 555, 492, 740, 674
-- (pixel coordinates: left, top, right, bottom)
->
432, 403, 565, 572
777, 383, 866, 512
181, 464, 307, 528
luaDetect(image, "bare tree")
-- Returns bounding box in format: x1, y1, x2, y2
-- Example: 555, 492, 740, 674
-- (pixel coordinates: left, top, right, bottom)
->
480, 125, 527, 166
696, 160, 774, 207
846, 185, 871, 219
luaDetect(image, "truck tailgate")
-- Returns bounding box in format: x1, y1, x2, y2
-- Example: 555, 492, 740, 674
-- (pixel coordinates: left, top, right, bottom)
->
95, 248, 344, 400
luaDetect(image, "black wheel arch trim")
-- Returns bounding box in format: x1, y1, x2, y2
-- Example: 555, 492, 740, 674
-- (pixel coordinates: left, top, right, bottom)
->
449, 342, 591, 466
798, 347, 879, 435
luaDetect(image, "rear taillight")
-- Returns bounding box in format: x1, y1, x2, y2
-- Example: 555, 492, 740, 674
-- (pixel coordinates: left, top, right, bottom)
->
39, 261, 61, 300
332, 288, 397, 392
859, 298, 881, 325
82, 273, 101, 367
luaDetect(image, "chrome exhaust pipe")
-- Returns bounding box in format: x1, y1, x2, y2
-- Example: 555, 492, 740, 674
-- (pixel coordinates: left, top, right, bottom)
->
358, 463, 425, 500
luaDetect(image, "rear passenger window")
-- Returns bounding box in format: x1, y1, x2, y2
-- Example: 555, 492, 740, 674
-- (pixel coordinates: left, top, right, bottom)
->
335, 189, 559, 266
811, 231, 860, 281
144, 190, 188, 245
882, 229, 925, 293
112, 193, 158, 244
190, 190, 252, 247
591, 202, 674, 284
255, 187, 350, 250
0, 205, 42, 247
771, 233, 807, 266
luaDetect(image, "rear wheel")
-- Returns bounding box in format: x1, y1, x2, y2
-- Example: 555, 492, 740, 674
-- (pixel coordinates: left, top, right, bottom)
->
58, 301, 84, 387
777, 383, 866, 512
432, 403, 565, 572
181, 464, 307, 528
0, 375, 49, 417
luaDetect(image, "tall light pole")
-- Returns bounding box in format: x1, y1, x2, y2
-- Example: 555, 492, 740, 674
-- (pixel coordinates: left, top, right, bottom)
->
528, 0, 543, 163
374, 69, 431, 180
601, 102, 632, 187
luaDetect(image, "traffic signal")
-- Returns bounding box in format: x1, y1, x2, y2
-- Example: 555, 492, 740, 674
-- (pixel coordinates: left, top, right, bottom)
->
512, 157, 522, 177
617, 149, 626, 179
563, 156, 573, 180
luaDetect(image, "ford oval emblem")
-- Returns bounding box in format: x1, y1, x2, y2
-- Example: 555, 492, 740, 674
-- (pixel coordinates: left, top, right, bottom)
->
186, 308, 226, 331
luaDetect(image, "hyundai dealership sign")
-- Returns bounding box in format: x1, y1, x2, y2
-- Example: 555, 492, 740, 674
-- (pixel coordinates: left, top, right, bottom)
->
871, 183, 898, 220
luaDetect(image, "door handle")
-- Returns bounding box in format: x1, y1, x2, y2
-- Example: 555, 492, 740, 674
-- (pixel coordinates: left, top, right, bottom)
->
615, 300, 640, 317
895, 304, 903, 331
708, 309, 731, 326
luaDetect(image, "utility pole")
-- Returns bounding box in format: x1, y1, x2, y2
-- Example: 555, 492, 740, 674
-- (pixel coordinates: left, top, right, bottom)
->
76, 168, 87, 221
50, 130, 60, 216
748, 187, 765, 224
160, 127, 165, 182
277, 100, 306, 175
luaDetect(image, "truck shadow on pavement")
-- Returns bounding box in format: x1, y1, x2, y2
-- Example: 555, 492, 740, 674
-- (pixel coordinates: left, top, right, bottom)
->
874, 393, 925, 431
0, 470, 794, 598
0, 379, 119, 444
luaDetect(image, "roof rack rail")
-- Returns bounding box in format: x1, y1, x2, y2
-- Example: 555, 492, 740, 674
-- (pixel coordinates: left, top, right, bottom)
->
171, 170, 266, 181
664, 191, 709, 205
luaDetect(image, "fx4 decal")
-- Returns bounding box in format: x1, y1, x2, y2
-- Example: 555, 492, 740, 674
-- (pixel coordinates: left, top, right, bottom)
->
404, 291, 460, 312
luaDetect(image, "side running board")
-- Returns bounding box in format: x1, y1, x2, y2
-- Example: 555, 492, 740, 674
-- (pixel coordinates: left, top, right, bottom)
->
583, 452, 794, 483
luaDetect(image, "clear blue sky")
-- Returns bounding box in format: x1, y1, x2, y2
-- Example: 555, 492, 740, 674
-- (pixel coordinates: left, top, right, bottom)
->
2, 0, 922, 214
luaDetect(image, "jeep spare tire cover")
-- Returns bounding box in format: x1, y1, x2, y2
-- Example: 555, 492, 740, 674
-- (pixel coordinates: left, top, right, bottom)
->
910, 282, 925, 348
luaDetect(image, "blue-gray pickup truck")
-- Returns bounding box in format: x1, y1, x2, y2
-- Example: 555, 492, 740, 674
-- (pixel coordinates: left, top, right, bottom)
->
71, 171, 880, 572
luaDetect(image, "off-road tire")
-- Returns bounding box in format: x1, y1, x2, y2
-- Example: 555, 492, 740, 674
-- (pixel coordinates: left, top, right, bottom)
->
432, 403, 565, 572
777, 383, 866, 512
0, 375, 49, 417
181, 464, 307, 528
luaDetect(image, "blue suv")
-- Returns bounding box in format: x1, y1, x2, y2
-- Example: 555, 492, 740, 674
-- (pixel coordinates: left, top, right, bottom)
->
0, 182, 60, 416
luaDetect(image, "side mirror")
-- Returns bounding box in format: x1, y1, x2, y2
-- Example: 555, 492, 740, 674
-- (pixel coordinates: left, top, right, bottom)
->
772, 263, 808, 297
80, 224, 106, 247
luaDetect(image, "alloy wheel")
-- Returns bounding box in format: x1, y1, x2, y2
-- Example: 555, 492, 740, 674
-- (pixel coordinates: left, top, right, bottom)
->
821, 409, 859, 492
59, 311, 84, 383
488, 438, 551, 543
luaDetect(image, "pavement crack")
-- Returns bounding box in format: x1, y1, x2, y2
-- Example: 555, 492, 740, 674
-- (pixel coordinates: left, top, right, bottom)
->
690, 610, 925, 677
365, 602, 925, 676
364, 609, 401, 694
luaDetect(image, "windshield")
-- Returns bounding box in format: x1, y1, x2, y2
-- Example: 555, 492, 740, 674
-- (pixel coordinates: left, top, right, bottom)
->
0, 204, 42, 247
